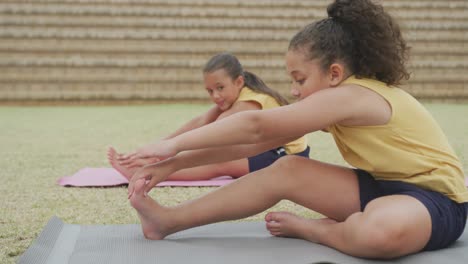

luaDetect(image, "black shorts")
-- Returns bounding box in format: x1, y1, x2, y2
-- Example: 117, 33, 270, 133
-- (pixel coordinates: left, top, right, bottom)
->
247, 146, 310, 172
355, 169, 467, 251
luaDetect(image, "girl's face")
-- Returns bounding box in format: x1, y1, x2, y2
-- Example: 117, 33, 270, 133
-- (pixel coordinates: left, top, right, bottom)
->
203, 69, 244, 111
285, 50, 332, 100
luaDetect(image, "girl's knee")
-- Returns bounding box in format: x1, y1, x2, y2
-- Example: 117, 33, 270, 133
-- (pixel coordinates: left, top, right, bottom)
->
354, 214, 408, 256
272, 155, 309, 172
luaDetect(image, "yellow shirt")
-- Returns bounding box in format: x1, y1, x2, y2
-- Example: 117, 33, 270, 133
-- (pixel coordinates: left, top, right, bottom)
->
327, 76, 467, 203
237, 87, 308, 155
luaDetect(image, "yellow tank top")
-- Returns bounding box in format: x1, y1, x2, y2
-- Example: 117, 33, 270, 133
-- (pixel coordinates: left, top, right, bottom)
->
237, 87, 308, 155
327, 76, 467, 203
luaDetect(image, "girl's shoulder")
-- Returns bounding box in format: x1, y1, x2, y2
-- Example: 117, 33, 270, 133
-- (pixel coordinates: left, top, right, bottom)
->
237, 87, 280, 110
294, 84, 392, 128
332, 83, 393, 127
217, 100, 261, 120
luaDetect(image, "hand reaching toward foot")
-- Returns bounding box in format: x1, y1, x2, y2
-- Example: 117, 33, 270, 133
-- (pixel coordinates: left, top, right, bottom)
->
127, 157, 177, 199
118, 140, 178, 166
108, 146, 162, 180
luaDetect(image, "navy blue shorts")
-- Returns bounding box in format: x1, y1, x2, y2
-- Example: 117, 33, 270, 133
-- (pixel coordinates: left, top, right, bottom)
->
248, 146, 310, 172
355, 169, 467, 251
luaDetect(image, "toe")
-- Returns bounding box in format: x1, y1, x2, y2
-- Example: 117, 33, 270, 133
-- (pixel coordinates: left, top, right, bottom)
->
267, 226, 281, 233
265, 213, 272, 222
266, 211, 291, 223
270, 230, 283, 237
266, 220, 281, 229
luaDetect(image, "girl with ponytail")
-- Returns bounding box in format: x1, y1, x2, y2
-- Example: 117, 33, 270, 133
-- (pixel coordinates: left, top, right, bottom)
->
123, 0, 466, 258
109, 52, 309, 181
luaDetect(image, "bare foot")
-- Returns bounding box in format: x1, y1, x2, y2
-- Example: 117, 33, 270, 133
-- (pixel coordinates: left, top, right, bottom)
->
108, 147, 162, 180
265, 211, 337, 243
107, 147, 138, 180
129, 179, 175, 240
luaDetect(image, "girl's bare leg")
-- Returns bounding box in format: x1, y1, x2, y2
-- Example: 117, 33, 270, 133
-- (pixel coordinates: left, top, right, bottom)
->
164, 158, 249, 180
129, 155, 360, 238
130, 155, 432, 259
265, 195, 431, 259
108, 147, 249, 180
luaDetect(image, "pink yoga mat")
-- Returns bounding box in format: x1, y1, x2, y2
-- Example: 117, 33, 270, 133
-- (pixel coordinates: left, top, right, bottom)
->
58, 168, 235, 187
58, 168, 468, 188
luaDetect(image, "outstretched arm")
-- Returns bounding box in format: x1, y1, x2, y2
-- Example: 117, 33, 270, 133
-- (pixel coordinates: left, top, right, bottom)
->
170, 88, 352, 153
177, 137, 298, 171
119, 101, 261, 166
127, 135, 298, 196
125, 87, 361, 162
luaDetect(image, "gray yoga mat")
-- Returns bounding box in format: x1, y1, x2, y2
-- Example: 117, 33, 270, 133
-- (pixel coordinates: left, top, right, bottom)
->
19, 216, 468, 264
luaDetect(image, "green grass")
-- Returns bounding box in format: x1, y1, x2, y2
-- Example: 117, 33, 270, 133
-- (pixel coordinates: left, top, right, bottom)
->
0, 103, 467, 263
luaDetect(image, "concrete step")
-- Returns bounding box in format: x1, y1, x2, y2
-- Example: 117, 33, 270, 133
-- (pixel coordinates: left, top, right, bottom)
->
2, 66, 467, 84
1, 2, 467, 21
1, 38, 467, 56
0, 14, 308, 30
2, 26, 467, 42
0, 82, 208, 100
1, 81, 466, 101
2, 52, 467, 68
3, 14, 468, 31
402, 83, 468, 100
0, 38, 291, 54
7, 0, 468, 10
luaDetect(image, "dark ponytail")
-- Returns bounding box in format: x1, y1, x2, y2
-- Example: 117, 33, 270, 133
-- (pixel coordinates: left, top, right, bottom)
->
243, 71, 289, 106
289, 0, 410, 86
203, 52, 289, 106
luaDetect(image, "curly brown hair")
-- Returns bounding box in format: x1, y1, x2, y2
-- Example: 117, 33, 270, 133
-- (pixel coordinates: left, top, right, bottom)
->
289, 0, 410, 86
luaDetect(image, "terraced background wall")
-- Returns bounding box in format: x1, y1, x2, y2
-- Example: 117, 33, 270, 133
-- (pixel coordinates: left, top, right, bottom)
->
0, 0, 467, 102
